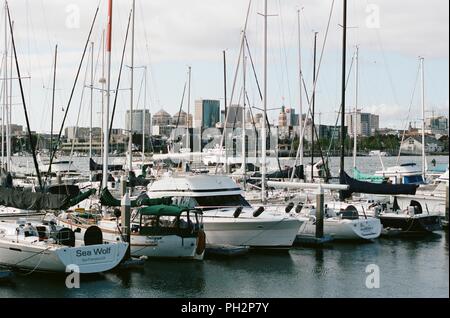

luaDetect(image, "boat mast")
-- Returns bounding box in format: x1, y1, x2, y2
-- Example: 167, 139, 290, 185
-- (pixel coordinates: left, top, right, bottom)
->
297, 9, 304, 173
311, 31, 318, 182
101, 29, 105, 160
50, 44, 58, 175
339, 0, 348, 201
3, 1, 8, 171
242, 33, 247, 189
1, 1, 6, 169
103, 0, 113, 193
128, 0, 135, 172
142, 66, 147, 162
89, 42, 94, 160
353, 45, 358, 169
261, 0, 268, 203
187, 66, 191, 152
420, 56, 426, 180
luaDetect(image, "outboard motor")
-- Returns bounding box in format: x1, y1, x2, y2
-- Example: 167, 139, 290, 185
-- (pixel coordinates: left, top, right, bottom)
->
253, 206, 265, 217
233, 207, 243, 218
295, 203, 303, 213
285, 202, 295, 213
84, 226, 103, 246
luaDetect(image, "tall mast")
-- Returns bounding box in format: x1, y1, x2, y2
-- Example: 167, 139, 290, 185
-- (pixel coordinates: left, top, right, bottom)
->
89, 41, 94, 160
242, 35, 247, 189
339, 0, 348, 201
142, 66, 147, 162
3, 1, 8, 171
103, 0, 113, 192
128, 0, 135, 172
50, 44, 58, 173
187, 66, 191, 152
311, 31, 318, 181
353, 45, 359, 169
261, 0, 268, 203
101, 29, 105, 159
420, 57, 426, 180
223, 50, 228, 121
297, 9, 304, 169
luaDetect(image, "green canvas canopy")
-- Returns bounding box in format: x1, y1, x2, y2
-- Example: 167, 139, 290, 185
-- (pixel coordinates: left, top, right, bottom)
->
138, 205, 195, 217
353, 167, 385, 184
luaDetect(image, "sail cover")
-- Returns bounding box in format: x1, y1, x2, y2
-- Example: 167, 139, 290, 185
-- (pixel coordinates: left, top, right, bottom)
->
340, 171, 418, 198
89, 158, 124, 171
0, 187, 96, 210
0, 187, 70, 210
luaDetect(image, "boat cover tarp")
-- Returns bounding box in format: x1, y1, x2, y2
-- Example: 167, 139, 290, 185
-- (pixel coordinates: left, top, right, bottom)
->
68, 188, 97, 208
0, 187, 69, 210
89, 158, 124, 171
339, 171, 418, 198
353, 167, 385, 183
139, 205, 189, 217
252, 165, 304, 179
99, 188, 172, 208
47, 184, 81, 197
0, 187, 96, 210
0, 169, 13, 188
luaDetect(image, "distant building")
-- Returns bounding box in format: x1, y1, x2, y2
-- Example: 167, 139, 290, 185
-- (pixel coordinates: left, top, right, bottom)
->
225, 105, 244, 128
172, 111, 192, 127
194, 99, 220, 129
64, 126, 101, 141
426, 116, 448, 135
400, 136, 444, 155
304, 123, 346, 143
278, 106, 287, 127
285, 107, 299, 127
152, 109, 172, 127
126, 109, 151, 135
345, 110, 379, 137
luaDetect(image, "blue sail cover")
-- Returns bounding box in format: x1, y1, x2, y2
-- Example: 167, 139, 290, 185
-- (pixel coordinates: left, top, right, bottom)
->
340, 171, 418, 198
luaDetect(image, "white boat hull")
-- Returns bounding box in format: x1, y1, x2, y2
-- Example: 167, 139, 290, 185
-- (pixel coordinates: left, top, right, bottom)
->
202, 215, 302, 248
298, 217, 382, 240
58, 219, 203, 260
0, 240, 127, 273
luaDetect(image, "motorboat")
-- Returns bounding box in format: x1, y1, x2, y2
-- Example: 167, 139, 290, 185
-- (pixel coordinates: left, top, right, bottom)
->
296, 202, 382, 240
147, 175, 302, 249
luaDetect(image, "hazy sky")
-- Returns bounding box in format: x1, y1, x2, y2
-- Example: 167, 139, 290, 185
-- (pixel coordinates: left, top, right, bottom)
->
3, 0, 449, 133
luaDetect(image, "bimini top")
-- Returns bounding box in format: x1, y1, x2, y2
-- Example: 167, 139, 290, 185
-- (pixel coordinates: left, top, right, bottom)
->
148, 175, 243, 198
139, 205, 194, 217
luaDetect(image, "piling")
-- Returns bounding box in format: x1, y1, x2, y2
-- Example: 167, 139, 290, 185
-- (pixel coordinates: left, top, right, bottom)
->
445, 184, 449, 229
315, 185, 324, 239
56, 172, 62, 185
121, 189, 131, 260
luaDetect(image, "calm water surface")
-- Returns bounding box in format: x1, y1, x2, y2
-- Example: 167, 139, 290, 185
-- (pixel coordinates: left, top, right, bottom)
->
2, 156, 448, 298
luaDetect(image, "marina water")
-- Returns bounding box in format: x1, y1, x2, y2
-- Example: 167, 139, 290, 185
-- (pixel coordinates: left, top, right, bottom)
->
1, 156, 448, 298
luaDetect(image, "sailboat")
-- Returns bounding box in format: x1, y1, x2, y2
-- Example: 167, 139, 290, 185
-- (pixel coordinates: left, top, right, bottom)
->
0, 218, 128, 273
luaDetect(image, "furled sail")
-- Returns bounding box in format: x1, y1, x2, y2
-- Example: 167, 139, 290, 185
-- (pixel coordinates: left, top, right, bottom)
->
89, 158, 124, 171
339, 171, 418, 198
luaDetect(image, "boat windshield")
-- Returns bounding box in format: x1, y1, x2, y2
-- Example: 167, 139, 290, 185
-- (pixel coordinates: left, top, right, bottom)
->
172, 195, 251, 210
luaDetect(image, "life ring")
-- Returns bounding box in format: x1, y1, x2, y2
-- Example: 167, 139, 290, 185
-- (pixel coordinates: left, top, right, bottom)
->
196, 230, 206, 255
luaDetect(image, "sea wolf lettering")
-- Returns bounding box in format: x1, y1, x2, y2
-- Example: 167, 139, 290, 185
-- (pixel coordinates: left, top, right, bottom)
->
76, 247, 111, 257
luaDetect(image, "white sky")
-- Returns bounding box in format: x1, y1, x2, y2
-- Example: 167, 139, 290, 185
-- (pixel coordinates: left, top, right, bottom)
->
3, 0, 449, 133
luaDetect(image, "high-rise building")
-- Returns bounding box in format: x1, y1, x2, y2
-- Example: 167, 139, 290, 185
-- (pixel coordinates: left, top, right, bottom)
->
126, 109, 151, 135
194, 99, 220, 129
285, 107, 299, 127
225, 105, 244, 128
426, 116, 448, 134
345, 109, 379, 137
